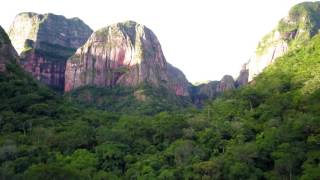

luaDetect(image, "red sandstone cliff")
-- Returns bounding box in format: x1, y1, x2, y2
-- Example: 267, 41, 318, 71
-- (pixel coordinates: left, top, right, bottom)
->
65, 21, 190, 96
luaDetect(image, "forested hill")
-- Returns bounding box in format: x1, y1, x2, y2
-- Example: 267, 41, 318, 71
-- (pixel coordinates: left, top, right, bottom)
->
197, 33, 320, 180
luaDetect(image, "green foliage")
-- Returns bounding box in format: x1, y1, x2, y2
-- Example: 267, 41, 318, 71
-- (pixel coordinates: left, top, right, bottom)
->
256, 2, 320, 55
285, 2, 320, 35
56, 149, 98, 178
66, 83, 193, 115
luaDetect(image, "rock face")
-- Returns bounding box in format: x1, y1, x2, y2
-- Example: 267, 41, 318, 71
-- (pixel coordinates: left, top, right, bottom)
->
238, 2, 320, 83
197, 75, 235, 98
217, 75, 235, 92
194, 81, 219, 98
192, 75, 235, 105
0, 26, 18, 72
166, 63, 191, 96
244, 31, 288, 82
65, 21, 190, 96
235, 63, 249, 86
8, 12, 93, 90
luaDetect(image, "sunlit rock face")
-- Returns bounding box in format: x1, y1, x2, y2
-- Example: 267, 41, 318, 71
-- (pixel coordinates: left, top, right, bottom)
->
0, 26, 18, 72
65, 21, 190, 96
237, 1, 320, 84
8, 12, 93, 90
244, 31, 289, 82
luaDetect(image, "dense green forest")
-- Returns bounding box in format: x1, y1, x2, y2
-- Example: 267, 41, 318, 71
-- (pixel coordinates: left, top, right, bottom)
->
1, 31, 320, 180
66, 84, 192, 116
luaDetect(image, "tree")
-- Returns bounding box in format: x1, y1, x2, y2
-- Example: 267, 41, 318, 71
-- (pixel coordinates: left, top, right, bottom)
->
56, 149, 98, 178
24, 164, 81, 180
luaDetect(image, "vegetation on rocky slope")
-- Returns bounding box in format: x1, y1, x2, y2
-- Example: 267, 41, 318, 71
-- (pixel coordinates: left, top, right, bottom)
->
66, 84, 193, 115
256, 1, 320, 55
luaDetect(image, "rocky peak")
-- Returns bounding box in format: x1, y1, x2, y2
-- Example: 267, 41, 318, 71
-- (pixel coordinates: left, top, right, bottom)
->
280, 2, 320, 38
65, 21, 190, 96
217, 75, 235, 92
9, 12, 92, 54
235, 63, 249, 87
8, 12, 93, 90
191, 75, 236, 106
194, 81, 220, 97
237, 1, 320, 84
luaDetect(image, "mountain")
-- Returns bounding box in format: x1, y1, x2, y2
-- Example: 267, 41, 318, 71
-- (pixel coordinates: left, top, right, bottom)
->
238, 1, 320, 84
8, 12, 93, 90
0, 26, 18, 72
63, 20, 237, 107
189, 31, 320, 180
235, 63, 249, 86
192, 75, 235, 105
64, 21, 190, 96
7, 15, 233, 104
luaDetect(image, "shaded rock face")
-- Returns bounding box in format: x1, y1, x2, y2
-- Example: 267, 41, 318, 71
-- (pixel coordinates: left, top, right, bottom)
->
166, 63, 191, 96
200, 81, 220, 97
65, 21, 190, 96
192, 75, 235, 105
198, 75, 235, 97
237, 2, 320, 84
19, 49, 66, 89
8, 12, 93, 90
217, 75, 235, 92
235, 63, 249, 87
0, 26, 18, 72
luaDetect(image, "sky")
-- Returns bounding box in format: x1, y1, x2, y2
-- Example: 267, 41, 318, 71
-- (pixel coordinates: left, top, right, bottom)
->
0, 0, 310, 82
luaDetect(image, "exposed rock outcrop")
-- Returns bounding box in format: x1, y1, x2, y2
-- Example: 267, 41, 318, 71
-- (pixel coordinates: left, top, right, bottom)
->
217, 75, 235, 92
237, 2, 320, 84
235, 63, 249, 86
65, 21, 190, 96
8, 12, 93, 90
0, 26, 18, 72
192, 81, 219, 100
192, 75, 235, 105
244, 31, 289, 82
166, 63, 191, 96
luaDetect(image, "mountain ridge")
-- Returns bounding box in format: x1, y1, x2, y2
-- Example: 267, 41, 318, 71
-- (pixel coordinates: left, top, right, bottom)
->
8, 12, 93, 90
64, 20, 191, 97
237, 1, 320, 84
7, 13, 237, 104
7, 2, 320, 104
